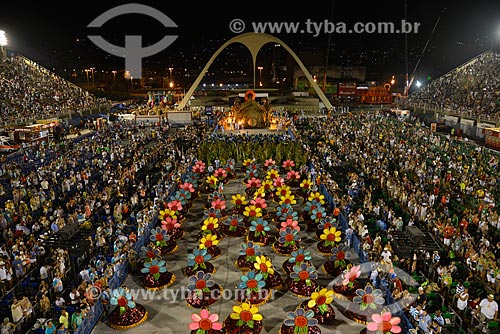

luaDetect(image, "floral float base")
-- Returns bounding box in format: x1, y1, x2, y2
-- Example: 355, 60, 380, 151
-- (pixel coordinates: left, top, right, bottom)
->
272, 241, 300, 256
316, 242, 336, 256
299, 300, 336, 325
235, 255, 255, 271
322, 260, 350, 277
206, 246, 222, 259
332, 281, 363, 302
221, 225, 247, 237
160, 242, 178, 255
279, 324, 322, 334
165, 228, 184, 241
223, 317, 263, 334
109, 304, 148, 330
286, 279, 318, 298
235, 288, 272, 306
265, 272, 284, 290
183, 262, 216, 277
186, 284, 223, 308
143, 272, 176, 291
247, 233, 274, 246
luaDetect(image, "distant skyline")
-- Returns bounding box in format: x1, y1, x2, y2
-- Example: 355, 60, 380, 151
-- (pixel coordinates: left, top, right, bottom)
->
1, 0, 500, 86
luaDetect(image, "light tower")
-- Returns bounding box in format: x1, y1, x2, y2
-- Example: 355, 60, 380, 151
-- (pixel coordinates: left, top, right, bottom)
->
0, 30, 8, 59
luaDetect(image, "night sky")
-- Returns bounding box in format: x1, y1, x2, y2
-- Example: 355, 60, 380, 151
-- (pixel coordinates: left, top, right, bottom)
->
1, 0, 499, 85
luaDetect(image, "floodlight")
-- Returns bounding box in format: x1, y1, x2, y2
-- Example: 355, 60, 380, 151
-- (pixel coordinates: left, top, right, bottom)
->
0, 30, 7, 46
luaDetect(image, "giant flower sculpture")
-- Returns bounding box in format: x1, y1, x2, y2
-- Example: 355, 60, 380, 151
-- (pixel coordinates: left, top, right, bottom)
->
279, 193, 297, 205
246, 218, 271, 245
139, 245, 161, 263
199, 234, 219, 249
150, 226, 170, 247
366, 311, 401, 333
276, 185, 292, 199
280, 218, 300, 232
278, 227, 301, 247
211, 198, 226, 211
264, 158, 276, 169
266, 168, 280, 180
231, 193, 248, 209
319, 227, 341, 247
283, 248, 313, 275
316, 217, 337, 238
237, 241, 262, 270
310, 206, 327, 223
238, 270, 266, 294
187, 271, 215, 296
160, 208, 178, 221
189, 309, 223, 333
343, 265, 362, 288
282, 308, 318, 334
287, 262, 319, 297
192, 161, 206, 174
167, 199, 183, 213
273, 177, 286, 187
243, 205, 262, 221
299, 179, 313, 194
179, 182, 195, 194
141, 259, 167, 281
187, 248, 212, 271
250, 197, 267, 210
186, 271, 221, 308
110, 287, 136, 316
246, 177, 262, 192
254, 255, 274, 280
228, 301, 263, 330
282, 159, 295, 171
242, 159, 254, 169
260, 179, 274, 194
286, 170, 301, 182
304, 200, 320, 216
203, 207, 223, 221
308, 192, 325, 205
353, 284, 385, 311
223, 215, 245, 237
201, 217, 220, 234
245, 168, 259, 180
308, 288, 334, 313
206, 175, 219, 190
214, 168, 227, 182
161, 216, 180, 231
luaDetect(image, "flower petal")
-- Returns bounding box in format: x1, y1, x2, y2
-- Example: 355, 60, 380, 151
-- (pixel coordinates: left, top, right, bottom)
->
200, 309, 209, 319
189, 322, 200, 330
284, 319, 295, 326
252, 313, 263, 321
208, 313, 219, 322
212, 322, 223, 330
367, 322, 379, 331
371, 313, 382, 323
233, 305, 242, 314
191, 313, 202, 322
381, 312, 392, 322
391, 325, 402, 333
390, 317, 401, 325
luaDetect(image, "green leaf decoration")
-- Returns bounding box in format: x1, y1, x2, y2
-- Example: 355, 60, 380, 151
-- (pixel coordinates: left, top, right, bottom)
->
236, 320, 244, 327
369, 303, 377, 310
247, 320, 254, 329
153, 272, 160, 281
306, 279, 311, 286
360, 303, 368, 311
318, 304, 327, 314
196, 329, 205, 334
200, 262, 206, 270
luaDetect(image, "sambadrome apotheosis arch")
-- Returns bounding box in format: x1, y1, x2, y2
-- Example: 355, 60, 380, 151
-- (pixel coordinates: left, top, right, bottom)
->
177, 32, 333, 110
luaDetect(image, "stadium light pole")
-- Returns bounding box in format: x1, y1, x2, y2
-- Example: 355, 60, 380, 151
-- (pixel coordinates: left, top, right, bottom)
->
90, 67, 95, 87
0, 30, 7, 59
257, 66, 263, 87
84, 69, 90, 90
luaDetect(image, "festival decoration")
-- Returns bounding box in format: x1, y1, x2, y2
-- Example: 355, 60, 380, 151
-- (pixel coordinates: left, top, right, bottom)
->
236, 241, 262, 270
224, 301, 263, 334
273, 227, 301, 255
184, 248, 215, 276
186, 271, 222, 308
366, 311, 401, 334
189, 309, 223, 334
280, 308, 321, 334
288, 263, 319, 297
283, 248, 313, 275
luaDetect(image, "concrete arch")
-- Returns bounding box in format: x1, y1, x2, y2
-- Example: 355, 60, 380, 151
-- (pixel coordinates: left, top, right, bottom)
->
177, 32, 332, 110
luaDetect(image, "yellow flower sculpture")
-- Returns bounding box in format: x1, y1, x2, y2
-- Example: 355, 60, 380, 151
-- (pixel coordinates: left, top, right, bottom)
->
320, 227, 342, 246
160, 208, 177, 221
230, 301, 263, 325
307, 288, 334, 313
254, 255, 275, 279
201, 217, 219, 231
308, 192, 325, 205
231, 194, 248, 207
279, 193, 297, 205
206, 175, 219, 188
243, 205, 262, 219
276, 185, 291, 198
199, 234, 219, 249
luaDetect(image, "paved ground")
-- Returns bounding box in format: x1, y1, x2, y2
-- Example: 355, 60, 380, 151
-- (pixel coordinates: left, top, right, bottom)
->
92, 169, 365, 334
